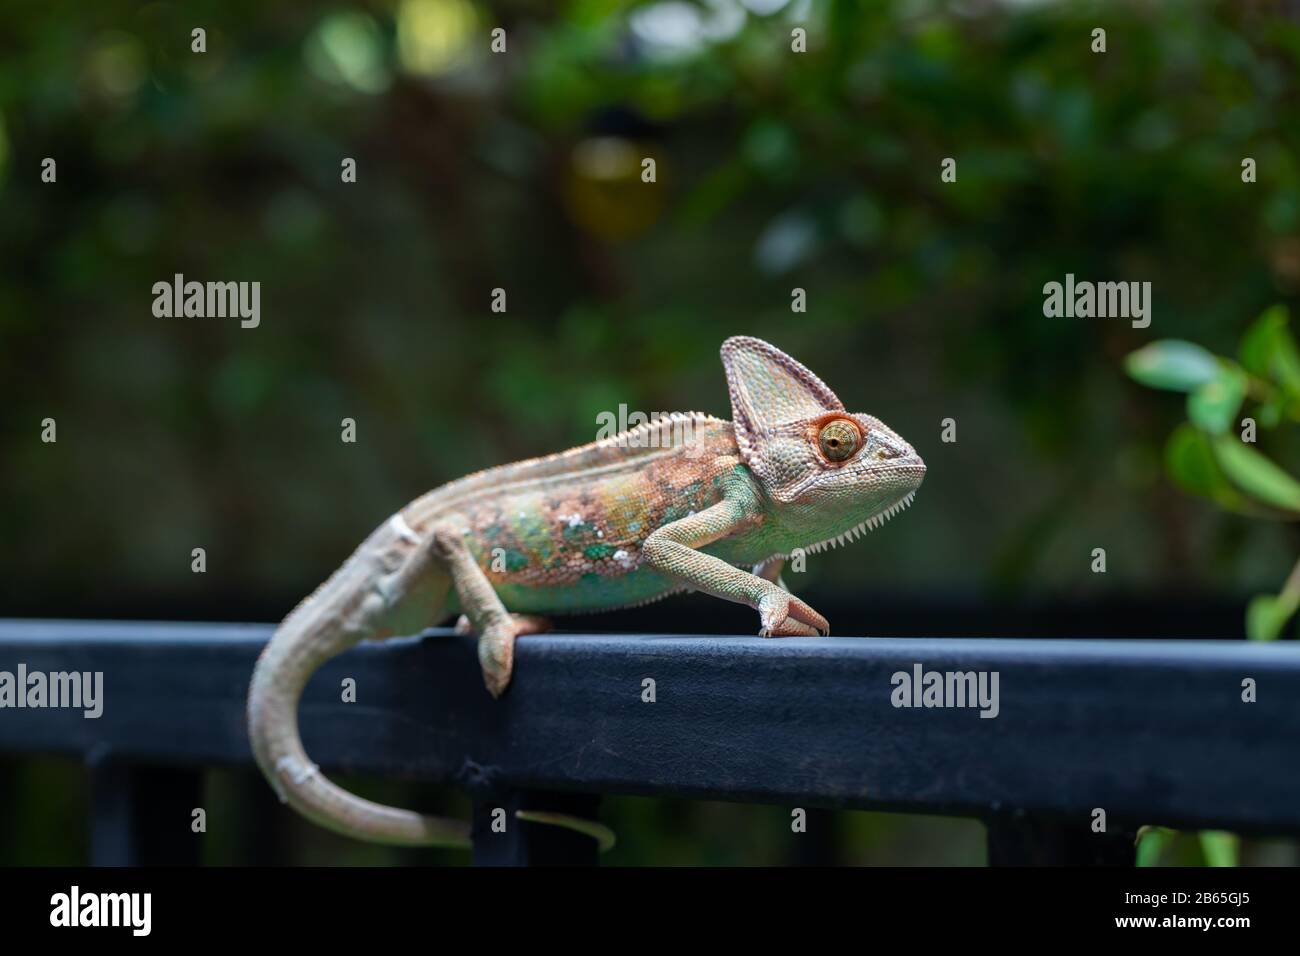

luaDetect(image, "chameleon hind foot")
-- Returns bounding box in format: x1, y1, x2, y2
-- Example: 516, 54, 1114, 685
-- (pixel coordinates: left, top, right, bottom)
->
476, 614, 556, 698
431, 527, 551, 697
454, 614, 551, 698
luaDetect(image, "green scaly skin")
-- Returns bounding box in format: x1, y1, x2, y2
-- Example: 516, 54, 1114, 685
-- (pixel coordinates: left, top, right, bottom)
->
246, 336, 926, 849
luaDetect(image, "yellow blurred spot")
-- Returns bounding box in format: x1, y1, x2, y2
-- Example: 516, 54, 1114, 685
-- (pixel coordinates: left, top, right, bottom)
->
564, 137, 665, 242
573, 137, 639, 181
397, 0, 479, 76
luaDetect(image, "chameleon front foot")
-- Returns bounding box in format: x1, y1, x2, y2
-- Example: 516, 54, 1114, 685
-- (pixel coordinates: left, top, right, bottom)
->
757, 590, 829, 637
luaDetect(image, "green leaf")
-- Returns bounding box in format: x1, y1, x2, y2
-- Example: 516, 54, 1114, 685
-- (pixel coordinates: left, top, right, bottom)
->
1186, 365, 1246, 434
1211, 435, 1300, 512
1125, 340, 1221, 393
1246, 592, 1298, 641
1239, 305, 1286, 376
1276, 344, 1300, 401
1239, 304, 1300, 399
1164, 425, 1252, 512
1197, 830, 1239, 867
1135, 826, 1173, 867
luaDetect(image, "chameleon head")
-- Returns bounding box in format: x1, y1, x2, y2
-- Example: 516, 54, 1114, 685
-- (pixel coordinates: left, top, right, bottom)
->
720, 336, 925, 552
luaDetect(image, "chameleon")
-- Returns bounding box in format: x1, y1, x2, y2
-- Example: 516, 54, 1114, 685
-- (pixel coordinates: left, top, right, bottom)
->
246, 335, 926, 849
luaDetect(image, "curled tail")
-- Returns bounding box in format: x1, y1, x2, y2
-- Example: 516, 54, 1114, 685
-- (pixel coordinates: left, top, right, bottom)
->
246, 618, 471, 848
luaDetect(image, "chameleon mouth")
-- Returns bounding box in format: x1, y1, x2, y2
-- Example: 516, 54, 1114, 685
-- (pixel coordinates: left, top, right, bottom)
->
798, 489, 917, 556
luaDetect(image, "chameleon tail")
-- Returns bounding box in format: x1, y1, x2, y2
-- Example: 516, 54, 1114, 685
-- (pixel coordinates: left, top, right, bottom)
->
246, 618, 472, 848
246, 523, 615, 852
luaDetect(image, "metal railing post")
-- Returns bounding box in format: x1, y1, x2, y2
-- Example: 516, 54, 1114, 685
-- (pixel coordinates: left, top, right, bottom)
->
87, 755, 204, 866
471, 790, 602, 866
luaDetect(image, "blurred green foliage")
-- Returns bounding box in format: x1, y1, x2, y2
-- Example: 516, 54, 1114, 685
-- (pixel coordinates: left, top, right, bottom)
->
1126, 305, 1300, 639
3, 0, 1300, 865
4, 0, 1300, 612
1136, 825, 1243, 867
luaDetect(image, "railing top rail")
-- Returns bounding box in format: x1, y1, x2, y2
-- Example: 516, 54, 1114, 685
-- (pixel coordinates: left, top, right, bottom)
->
2, 619, 1298, 835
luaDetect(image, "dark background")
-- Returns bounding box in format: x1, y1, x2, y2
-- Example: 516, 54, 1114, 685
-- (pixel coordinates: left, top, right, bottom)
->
2, 0, 1299, 864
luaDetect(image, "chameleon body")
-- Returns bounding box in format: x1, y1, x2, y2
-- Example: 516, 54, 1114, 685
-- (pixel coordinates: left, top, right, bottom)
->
246, 336, 926, 848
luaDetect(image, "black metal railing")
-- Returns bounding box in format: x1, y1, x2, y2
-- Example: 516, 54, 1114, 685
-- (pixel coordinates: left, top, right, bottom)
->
2, 619, 1299, 865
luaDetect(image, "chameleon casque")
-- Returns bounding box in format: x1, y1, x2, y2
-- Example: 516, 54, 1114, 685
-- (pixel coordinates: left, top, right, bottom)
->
246, 335, 926, 849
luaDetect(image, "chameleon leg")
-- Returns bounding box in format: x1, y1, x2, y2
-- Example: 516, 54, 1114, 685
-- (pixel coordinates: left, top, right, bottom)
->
753, 556, 789, 591
430, 529, 528, 698
644, 499, 829, 637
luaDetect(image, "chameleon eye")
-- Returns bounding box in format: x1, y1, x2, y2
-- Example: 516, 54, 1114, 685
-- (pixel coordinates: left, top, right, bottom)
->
818, 420, 859, 462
